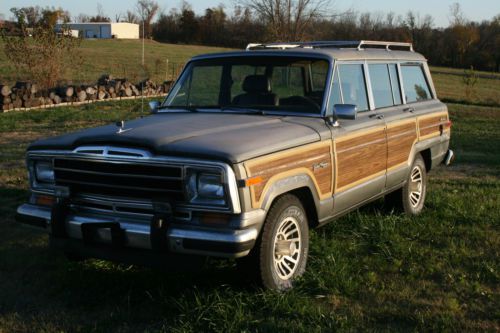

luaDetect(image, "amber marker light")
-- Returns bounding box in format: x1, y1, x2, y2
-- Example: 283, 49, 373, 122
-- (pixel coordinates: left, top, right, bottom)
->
35, 195, 55, 207
199, 213, 231, 226
245, 176, 263, 187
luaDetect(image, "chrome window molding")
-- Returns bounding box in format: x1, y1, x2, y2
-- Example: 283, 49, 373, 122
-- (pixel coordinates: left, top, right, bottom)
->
27, 148, 242, 214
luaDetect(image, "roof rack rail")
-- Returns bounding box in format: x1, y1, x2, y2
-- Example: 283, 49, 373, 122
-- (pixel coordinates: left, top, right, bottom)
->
246, 40, 414, 52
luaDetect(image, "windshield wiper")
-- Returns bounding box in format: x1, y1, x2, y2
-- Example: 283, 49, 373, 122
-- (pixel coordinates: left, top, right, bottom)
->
220, 106, 267, 115
156, 105, 200, 112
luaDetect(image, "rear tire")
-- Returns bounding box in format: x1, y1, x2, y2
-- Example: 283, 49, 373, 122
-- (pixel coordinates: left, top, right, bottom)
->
240, 194, 309, 290
385, 154, 427, 215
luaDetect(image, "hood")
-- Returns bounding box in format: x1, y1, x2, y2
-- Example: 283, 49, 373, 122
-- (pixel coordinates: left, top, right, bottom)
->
28, 112, 325, 163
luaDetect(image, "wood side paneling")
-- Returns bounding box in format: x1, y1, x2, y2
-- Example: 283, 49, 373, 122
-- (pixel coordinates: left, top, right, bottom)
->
245, 142, 333, 207
418, 113, 448, 139
335, 128, 386, 191
387, 120, 417, 170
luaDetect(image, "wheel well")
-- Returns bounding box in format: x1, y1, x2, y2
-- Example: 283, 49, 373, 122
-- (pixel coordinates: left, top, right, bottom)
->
419, 149, 432, 172
289, 187, 319, 229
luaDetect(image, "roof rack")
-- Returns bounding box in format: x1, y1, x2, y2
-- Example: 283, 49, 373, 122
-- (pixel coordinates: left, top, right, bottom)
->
246, 40, 414, 52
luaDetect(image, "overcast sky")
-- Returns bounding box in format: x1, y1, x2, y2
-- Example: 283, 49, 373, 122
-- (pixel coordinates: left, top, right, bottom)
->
0, 0, 498, 28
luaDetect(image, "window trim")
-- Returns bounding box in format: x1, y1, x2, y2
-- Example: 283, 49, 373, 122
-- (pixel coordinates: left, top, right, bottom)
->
366, 62, 401, 110
399, 62, 435, 104
333, 60, 371, 113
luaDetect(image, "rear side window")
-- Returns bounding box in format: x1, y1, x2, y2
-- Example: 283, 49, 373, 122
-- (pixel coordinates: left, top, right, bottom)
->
337, 64, 369, 112
368, 64, 393, 109
401, 65, 432, 103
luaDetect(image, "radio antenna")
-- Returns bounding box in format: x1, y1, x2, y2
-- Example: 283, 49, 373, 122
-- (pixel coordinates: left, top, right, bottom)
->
141, 16, 145, 114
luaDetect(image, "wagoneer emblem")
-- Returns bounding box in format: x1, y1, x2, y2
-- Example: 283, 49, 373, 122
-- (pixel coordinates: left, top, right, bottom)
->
312, 162, 329, 171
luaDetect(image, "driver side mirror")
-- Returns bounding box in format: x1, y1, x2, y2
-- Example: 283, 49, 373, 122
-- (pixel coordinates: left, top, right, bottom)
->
334, 104, 357, 120
149, 100, 161, 113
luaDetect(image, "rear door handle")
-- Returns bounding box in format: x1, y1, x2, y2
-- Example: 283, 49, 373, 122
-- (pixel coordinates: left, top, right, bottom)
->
369, 114, 384, 119
403, 107, 415, 113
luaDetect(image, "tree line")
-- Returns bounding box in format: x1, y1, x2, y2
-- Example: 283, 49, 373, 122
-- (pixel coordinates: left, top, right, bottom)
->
1, 1, 499, 72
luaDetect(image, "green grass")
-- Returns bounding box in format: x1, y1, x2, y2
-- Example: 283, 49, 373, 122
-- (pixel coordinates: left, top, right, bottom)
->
0, 95, 498, 331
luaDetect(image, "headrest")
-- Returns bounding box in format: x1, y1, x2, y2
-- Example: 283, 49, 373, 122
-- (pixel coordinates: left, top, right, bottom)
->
242, 75, 271, 93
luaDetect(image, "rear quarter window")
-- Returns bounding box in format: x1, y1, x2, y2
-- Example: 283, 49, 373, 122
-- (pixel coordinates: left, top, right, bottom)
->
401, 64, 432, 103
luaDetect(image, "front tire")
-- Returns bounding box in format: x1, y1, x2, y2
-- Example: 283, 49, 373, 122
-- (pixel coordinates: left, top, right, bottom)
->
257, 194, 309, 290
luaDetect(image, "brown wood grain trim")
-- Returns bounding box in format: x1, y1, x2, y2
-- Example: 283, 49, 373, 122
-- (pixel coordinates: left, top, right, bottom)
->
335, 127, 386, 191
387, 120, 417, 169
244, 141, 333, 208
418, 112, 448, 139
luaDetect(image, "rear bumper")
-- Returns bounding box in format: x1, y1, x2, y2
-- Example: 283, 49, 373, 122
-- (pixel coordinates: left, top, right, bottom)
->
16, 203, 264, 259
444, 149, 455, 166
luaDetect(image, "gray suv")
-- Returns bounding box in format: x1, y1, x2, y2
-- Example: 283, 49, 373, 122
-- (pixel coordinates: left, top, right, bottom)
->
17, 40, 453, 290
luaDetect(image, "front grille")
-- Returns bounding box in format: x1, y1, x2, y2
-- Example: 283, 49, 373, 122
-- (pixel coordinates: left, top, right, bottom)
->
54, 158, 185, 201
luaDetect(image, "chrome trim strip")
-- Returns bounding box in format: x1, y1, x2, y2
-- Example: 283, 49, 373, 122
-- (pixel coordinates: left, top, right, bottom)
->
73, 146, 153, 158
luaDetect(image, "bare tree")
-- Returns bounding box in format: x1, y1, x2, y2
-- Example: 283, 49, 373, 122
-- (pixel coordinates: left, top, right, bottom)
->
449, 2, 466, 26
136, 0, 160, 38
236, 0, 332, 41
75, 13, 90, 23
125, 10, 139, 24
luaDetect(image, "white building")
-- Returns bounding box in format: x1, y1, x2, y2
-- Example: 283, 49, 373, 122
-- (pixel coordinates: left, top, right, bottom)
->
55, 22, 139, 39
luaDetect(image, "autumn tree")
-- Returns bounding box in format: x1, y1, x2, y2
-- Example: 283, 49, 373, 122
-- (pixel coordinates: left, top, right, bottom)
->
1, 7, 82, 89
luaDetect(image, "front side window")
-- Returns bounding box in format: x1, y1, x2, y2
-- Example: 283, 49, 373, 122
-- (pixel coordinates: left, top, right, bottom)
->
401, 64, 432, 103
336, 64, 369, 112
164, 56, 330, 114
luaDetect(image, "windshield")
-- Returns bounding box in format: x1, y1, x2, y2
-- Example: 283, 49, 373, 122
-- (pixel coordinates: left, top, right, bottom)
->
163, 56, 330, 115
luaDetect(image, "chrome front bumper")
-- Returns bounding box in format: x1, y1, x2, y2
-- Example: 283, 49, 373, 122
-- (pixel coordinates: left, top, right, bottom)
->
16, 203, 265, 258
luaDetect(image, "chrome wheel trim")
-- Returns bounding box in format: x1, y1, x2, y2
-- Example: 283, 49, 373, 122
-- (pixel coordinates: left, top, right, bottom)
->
409, 165, 423, 208
272, 215, 302, 280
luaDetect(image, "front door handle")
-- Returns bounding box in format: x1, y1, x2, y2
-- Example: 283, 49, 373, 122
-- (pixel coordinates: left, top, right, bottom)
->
403, 107, 415, 113
369, 114, 384, 119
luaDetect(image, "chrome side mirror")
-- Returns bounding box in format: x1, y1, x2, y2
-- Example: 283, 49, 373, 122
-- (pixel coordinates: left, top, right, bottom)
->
334, 104, 357, 120
149, 100, 161, 113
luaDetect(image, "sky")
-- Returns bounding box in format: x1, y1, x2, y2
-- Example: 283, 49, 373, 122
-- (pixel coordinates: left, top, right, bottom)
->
0, 0, 499, 28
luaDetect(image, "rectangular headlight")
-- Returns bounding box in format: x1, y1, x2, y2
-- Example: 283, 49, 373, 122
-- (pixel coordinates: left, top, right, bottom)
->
198, 173, 224, 199
186, 168, 226, 206
34, 161, 55, 183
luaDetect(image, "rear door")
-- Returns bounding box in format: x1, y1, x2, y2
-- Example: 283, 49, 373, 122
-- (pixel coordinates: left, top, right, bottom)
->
378, 62, 445, 189
367, 62, 418, 189
330, 62, 387, 214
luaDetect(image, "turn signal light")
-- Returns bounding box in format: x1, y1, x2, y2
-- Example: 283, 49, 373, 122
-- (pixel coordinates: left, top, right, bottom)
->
199, 213, 231, 226
245, 176, 263, 187
35, 195, 55, 207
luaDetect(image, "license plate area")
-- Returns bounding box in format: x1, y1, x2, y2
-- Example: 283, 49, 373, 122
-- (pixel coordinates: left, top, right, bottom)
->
81, 222, 125, 248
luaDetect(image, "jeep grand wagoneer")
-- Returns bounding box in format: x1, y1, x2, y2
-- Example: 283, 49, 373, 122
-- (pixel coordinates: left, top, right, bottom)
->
17, 40, 453, 290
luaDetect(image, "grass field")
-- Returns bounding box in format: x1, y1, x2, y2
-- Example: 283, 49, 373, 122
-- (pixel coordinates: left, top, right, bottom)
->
0, 87, 499, 331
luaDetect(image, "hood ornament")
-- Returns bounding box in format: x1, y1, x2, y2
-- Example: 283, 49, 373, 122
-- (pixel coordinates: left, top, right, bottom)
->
116, 120, 132, 134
